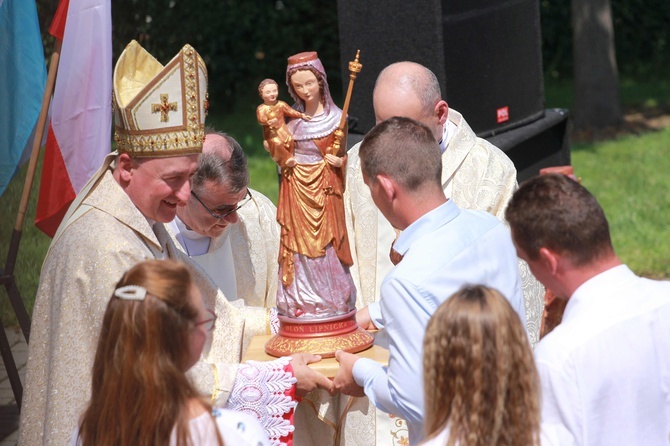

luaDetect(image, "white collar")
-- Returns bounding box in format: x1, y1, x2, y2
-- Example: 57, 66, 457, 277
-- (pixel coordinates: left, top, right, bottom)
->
438, 119, 457, 154
174, 215, 209, 241
171, 215, 212, 256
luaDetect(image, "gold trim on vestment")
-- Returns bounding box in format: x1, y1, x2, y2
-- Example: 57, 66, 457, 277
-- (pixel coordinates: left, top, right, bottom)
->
113, 40, 206, 157
210, 363, 222, 405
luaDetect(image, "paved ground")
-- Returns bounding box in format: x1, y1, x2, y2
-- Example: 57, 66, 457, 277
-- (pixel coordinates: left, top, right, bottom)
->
0, 327, 27, 445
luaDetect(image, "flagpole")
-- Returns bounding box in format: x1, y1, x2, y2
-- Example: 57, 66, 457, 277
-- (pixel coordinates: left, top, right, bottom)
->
0, 40, 60, 410
5, 40, 60, 337
14, 42, 61, 236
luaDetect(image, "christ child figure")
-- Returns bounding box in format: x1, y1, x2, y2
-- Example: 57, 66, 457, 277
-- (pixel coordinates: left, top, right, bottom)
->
256, 78, 310, 168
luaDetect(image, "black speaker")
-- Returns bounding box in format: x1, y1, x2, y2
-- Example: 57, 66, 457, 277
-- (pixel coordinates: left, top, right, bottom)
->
337, 0, 545, 137
442, 0, 545, 136
345, 109, 570, 183
487, 108, 570, 182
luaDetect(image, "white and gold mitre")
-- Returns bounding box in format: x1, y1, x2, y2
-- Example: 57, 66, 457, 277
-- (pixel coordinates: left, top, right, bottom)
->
113, 40, 208, 157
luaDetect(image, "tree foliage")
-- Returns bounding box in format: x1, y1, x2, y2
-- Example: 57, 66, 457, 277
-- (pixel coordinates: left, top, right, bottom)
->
111, 0, 341, 114
35, 0, 670, 110
541, 0, 670, 81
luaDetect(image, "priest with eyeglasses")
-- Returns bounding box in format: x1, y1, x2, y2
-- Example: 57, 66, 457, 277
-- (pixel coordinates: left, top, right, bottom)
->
166, 130, 282, 349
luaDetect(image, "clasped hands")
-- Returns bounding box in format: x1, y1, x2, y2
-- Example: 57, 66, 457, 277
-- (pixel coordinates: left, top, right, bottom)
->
290, 351, 366, 398
330, 305, 374, 397
291, 306, 375, 398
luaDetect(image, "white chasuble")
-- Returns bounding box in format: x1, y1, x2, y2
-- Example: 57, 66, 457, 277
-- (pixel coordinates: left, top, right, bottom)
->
345, 109, 544, 345
19, 156, 244, 446
193, 238, 239, 301
335, 109, 545, 446
166, 189, 281, 352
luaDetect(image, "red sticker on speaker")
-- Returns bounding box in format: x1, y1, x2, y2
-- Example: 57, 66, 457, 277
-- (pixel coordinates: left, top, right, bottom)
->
497, 106, 510, 124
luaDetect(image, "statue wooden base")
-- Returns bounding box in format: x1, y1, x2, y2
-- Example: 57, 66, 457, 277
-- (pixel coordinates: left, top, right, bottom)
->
247, 333, 388, 378
264, 310, 374, 358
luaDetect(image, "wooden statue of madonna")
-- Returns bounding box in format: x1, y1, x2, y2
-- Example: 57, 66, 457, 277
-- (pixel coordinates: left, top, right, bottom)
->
260, 51, 372, 357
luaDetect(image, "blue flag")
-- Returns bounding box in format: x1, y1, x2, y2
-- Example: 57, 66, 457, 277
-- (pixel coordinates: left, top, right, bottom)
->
0, 0, 47, 197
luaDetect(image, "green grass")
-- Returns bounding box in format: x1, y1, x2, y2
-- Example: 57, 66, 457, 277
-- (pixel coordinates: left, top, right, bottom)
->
619, 78, 670, 110
571, 127, 670, 278
545, 78, 670, 111
2, 81, 670, 326
544, 77, 670, 278
0, 156, 51, 327
208, 102, 279, 202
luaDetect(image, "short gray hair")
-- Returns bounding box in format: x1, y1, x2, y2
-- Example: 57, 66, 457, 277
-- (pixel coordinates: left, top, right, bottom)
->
192, 131, 249, 194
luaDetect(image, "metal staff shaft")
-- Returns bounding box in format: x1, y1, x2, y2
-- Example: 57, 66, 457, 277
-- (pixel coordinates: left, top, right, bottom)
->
331, 50, 362, 155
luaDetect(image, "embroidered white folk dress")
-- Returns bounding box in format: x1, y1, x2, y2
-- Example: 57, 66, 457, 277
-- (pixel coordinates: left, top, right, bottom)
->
69, 408, 272, 446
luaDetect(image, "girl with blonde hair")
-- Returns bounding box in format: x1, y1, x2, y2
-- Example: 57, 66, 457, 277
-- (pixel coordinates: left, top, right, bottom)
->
421, 285, 541, 446
71, 259, 269, 446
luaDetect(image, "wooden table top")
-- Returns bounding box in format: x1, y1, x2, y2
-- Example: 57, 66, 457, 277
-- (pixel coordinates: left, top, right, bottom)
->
243, 333, 390, 378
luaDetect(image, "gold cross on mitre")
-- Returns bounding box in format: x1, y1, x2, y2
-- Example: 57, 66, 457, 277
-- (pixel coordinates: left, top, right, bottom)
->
151, 94, 178, 122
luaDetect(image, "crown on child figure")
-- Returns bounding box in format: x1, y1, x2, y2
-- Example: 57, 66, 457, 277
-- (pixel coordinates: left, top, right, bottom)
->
113, 40, 209, 158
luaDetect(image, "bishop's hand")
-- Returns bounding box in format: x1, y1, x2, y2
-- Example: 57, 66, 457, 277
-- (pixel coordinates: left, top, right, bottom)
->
290, 353, 333, 397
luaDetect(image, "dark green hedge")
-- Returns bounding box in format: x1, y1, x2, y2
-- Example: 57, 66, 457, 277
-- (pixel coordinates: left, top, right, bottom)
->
110, 0, 342, 114
36, 0, 670, 108
541, 0, 670, 80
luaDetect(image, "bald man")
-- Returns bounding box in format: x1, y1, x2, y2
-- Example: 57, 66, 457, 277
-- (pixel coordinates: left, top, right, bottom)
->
166, 131, 281, 346
345, 61, 544, 344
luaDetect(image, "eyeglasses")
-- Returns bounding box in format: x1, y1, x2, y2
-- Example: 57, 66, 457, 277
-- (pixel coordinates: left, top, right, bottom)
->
191, 189, 253, 220
195, 308, 217, 332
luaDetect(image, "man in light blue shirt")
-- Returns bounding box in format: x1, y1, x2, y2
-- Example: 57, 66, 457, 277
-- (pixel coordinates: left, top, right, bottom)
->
333, 117, 525, 445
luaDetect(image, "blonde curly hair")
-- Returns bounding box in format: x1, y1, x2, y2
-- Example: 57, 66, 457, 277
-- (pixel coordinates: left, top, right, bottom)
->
423, 285, 541, 446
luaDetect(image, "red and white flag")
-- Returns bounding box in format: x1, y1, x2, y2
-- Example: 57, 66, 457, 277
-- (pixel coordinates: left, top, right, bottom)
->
35, 0, 111, 237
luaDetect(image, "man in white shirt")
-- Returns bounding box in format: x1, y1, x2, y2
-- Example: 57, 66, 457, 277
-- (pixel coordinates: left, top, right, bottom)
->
167, 131, 281, 344
345, 61, 544, 345
505, 174, 670, 445
334, 117, 525, 445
